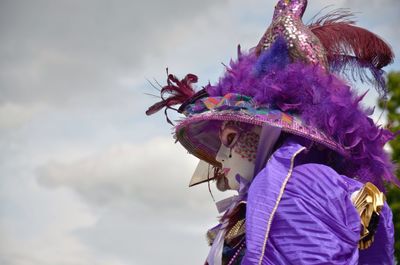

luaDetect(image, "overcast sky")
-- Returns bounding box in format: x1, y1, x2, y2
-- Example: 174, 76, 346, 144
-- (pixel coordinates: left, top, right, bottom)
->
0, 0, 399, 264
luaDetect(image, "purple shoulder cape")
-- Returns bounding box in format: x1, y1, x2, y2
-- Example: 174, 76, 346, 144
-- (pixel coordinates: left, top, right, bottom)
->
242, 140, 394, 265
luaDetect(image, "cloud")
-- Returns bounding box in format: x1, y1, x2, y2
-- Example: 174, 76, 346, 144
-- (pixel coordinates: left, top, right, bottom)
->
0, 224, 130, 265
1, 140, 213, 265
36, 136, 212, 210
0, 0, 229, 106
73, 202, 214, 265
0, 102, 46, 129
35, 136, 220, 264
0, 178, 131, 265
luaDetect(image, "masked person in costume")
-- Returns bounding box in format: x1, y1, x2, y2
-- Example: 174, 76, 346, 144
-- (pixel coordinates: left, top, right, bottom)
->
146, 0, 398, 264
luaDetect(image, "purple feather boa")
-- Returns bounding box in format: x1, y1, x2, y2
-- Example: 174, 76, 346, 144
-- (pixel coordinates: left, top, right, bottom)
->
206, 51, 399, 190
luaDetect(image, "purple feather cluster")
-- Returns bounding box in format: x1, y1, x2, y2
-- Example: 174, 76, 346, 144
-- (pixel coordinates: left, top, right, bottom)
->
206, 49, 398, 190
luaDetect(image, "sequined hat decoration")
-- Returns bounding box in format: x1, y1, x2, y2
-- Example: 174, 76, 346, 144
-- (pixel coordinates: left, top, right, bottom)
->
255, 0, 328, 68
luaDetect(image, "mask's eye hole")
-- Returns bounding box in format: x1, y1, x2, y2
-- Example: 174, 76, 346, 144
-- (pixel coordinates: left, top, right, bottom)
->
220, 127, 240, 148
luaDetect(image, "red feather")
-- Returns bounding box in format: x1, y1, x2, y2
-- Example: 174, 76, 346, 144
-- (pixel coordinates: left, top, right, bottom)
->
146, 72, 198, 117
308, 9, 394, 97
309, 10, 394, 69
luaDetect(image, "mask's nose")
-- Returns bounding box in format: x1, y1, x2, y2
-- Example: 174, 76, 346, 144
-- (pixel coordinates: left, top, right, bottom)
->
215, 144, 230, 164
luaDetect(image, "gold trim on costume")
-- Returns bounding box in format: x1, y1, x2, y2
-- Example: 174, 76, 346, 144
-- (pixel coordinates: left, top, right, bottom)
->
206, 229, 218, 246
351, 182, 385, 250
206, 201, 247, 246
226, 219, 246, 241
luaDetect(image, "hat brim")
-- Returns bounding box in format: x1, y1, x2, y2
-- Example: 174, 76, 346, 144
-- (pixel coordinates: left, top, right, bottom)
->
176, 109, 347, 175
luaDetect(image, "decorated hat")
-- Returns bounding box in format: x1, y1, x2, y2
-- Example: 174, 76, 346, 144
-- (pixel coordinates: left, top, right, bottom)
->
146, 0, 398, 190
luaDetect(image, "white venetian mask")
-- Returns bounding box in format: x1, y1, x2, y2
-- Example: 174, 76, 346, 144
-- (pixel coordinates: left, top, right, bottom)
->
215, 122, 261, 191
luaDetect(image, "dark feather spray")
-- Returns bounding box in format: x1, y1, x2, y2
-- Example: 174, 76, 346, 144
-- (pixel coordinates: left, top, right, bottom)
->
146, 70, 198, 125
308, 9, 394, 98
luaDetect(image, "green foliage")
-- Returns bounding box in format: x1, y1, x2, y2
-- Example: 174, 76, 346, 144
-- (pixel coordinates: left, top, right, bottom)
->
380, 71, 400, 262
386, 184, 400, 262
